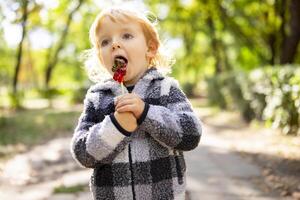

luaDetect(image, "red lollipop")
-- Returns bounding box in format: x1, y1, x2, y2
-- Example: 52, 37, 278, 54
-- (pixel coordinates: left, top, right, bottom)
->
112, 57, 127, 83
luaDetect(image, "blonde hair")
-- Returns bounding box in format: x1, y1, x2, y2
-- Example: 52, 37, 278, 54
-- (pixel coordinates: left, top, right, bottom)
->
81, 5, 175, 83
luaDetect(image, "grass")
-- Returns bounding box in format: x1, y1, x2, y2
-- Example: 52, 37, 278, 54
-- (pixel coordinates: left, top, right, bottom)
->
0, 97, 204, 145
53, 184, 87, 194
0, 108, 81, 157
0, 97, 207, 159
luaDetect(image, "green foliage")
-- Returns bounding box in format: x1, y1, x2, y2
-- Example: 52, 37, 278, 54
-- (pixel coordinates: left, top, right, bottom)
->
8, 91, 24, 109
205, 76, 227, 109
206, 65, 300, 135
0, 116, 6, 127
53, 184, 86, 194
181, 82, 196, 97
38, 88, 62, 99
261, 66, 300, 135
243, 69, 268, 120
206, 72, 255, 121
1, 0, 299, 100
69, 86, 89, 104
224, 72, 255, 122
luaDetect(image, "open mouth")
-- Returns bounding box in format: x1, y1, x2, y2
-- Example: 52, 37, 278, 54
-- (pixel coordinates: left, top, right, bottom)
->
112, 56, 128, 83
112, 56, 128, 72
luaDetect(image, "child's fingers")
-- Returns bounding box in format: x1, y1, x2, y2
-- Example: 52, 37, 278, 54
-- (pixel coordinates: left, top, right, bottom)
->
115, 99, 135, 110
114, 95, 125, 105
116, 104, 135, 113
116, 94, 138, 104
114, 94, 133, 105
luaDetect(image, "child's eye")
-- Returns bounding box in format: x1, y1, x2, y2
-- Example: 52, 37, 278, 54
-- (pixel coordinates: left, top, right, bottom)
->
123, 33, 133, 40
101, 39, 109, 47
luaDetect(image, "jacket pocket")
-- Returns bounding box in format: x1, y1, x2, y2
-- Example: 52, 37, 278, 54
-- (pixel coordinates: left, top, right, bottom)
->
173, 150, 186, 185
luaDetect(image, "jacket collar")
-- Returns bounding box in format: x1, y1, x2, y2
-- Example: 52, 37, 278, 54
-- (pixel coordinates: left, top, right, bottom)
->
90, 67, 165, 98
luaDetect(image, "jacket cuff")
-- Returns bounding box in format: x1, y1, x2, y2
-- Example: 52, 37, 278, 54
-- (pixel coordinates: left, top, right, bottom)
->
137, 102, 149, 125
109, 113, 131, 137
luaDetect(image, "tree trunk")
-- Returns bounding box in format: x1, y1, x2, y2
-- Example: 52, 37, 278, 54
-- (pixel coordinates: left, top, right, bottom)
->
207, 17, 222, 75
13, 0, 28, 94
280, 0, 300, 64
45, 0, 83, 89
268, 33, 276, 65
276, 0, 287, 64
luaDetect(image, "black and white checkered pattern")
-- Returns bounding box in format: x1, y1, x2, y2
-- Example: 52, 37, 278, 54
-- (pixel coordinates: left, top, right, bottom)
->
70, 67, 202, 200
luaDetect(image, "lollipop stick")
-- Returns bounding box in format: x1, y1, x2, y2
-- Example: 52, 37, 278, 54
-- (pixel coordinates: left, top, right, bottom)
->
121, 82, 124, 94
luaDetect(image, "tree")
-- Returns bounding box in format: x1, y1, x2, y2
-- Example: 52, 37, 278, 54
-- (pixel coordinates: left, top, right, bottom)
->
12, 0, 29, 95
44, 0, 84, 89
280, 0, 300, 64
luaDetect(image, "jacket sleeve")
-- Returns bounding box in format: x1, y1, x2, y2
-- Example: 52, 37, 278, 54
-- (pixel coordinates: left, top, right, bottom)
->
139, 79, 202, 151
70, 89, 131, 168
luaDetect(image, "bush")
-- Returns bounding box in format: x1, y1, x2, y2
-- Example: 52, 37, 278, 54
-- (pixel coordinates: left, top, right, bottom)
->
262, 66, 300, 135
223, 72, 255, 122
206, 72, 255, 122
205, 65, 300, 136
205, 76, 227, 109
69, 86, 89, 104
8, 91, 24, 109
38, 88, 63, 100
245, 69, 269, 120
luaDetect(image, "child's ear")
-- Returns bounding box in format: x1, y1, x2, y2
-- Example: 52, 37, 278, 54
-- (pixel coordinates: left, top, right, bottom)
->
146, 40, 158, 58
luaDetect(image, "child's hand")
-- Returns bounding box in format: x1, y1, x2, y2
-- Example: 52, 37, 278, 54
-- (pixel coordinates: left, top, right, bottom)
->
114, 93, 145, 119
114, 111, 137, 132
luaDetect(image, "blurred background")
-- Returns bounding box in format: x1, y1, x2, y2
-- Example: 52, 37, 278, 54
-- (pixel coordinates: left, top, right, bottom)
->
0, 0, 300, 199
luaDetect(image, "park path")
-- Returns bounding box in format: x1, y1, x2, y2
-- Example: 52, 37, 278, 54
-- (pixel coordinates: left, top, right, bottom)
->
185, 123, 286, 200
0, 107, 290, 200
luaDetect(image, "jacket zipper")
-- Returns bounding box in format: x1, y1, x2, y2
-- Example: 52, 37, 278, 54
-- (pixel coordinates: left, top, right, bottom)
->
128, 143, 136, 200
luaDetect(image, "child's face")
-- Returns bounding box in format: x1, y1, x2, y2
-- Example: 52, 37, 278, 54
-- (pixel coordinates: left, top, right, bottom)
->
97, 16, 154, 86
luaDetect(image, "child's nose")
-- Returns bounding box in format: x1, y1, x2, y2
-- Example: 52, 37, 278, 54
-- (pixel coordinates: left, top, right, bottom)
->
112, 42, 121, 50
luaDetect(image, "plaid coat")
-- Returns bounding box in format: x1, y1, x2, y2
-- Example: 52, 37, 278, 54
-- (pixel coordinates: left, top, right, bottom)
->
70, 68, 202, 200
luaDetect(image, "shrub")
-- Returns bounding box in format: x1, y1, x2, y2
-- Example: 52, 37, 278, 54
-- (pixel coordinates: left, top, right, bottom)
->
205, 76, 227, 109
69, 86, 89, 104
262, 66, 300, 135
205, 65, 300, 135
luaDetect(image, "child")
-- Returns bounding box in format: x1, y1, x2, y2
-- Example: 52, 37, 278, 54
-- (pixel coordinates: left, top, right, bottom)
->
70, 5, 202, 200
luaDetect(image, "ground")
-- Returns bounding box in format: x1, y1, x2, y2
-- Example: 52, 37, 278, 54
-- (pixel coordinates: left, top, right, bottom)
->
194, 101, 300, 199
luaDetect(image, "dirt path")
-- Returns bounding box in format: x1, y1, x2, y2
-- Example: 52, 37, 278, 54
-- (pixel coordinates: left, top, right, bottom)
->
192, 106, 300, 200
185, 124, 285, 199
0, 137, 92, 200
